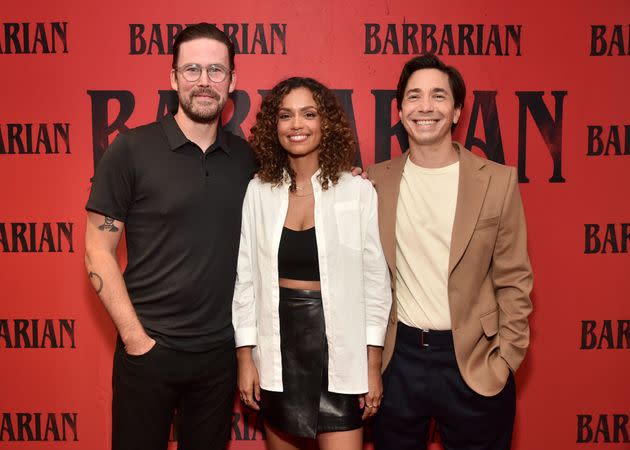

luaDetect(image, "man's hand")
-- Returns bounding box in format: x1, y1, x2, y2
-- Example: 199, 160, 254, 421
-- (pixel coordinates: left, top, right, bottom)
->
350, 166, 364, 177
351, 166, 375, 184
123, 333, 156, 356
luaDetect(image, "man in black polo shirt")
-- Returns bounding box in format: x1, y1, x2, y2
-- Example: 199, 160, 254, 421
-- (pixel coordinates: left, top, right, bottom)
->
84, 23, 257, 450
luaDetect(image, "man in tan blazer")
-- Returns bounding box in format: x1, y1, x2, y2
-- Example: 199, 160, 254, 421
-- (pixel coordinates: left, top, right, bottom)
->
369, 54, 533, 450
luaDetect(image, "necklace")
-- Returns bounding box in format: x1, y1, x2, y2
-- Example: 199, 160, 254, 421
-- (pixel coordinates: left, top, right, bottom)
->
291, 190, 313, 197
293, 183, 313, 196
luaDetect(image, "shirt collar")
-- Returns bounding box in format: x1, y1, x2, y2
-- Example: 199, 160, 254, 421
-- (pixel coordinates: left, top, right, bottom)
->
161, 114, 231, 155
209, 126, 231, 155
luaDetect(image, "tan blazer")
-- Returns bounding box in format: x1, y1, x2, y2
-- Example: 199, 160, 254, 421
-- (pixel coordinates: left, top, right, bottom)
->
368, 143, 533, 396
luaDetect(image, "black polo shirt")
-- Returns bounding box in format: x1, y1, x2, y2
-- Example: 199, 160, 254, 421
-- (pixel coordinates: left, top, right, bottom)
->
86, 114, 257, 352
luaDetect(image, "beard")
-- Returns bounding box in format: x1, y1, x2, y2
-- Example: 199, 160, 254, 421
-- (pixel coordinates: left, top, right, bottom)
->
178, 87, 226, 124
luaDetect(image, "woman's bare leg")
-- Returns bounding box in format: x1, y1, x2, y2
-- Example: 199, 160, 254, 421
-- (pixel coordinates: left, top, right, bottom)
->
264, 421, 304, 450
317, 428, 363, 450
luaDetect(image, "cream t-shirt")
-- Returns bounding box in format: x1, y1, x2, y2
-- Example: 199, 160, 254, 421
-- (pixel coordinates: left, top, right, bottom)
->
395, 158, 459, 330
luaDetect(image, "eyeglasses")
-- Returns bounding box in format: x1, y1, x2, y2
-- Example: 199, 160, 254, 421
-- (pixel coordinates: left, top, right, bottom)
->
175, 63, 231, 83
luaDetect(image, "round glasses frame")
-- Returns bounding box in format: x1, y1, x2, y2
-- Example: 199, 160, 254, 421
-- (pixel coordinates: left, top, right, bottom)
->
175, 63, 231, 83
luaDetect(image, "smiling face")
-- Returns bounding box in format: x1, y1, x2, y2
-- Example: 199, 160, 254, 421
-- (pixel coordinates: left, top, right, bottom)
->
170, 38, 236, 124
276, 87, 322, 159
399, 68, 461, 149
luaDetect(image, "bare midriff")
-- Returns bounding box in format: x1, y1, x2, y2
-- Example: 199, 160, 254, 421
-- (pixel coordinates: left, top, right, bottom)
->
279, 278, 321, 291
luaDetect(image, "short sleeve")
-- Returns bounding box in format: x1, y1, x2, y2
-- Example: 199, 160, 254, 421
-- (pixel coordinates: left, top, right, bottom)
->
85, 133, 134, 222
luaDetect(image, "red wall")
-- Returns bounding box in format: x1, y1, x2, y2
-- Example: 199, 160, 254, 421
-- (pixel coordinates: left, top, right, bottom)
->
1, 1, 628, 448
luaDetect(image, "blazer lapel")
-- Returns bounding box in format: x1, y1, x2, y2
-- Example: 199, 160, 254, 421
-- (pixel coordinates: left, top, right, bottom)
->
379, 152, 408, 276
448, 145, 490, 276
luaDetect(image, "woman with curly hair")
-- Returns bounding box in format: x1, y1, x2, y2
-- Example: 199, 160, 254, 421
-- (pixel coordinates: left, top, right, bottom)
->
232, 77, 391, 450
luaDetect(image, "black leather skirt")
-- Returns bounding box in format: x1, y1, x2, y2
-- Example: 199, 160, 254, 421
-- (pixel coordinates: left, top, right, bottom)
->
260, 287, 363, 438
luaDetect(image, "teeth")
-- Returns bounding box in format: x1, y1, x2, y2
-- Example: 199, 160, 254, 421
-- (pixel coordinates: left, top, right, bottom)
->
414, 120, 437, 125
288, 135, 308, 142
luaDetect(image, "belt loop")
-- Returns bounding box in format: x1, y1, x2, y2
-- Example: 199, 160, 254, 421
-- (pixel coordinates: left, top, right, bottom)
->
421, 329, 429, 348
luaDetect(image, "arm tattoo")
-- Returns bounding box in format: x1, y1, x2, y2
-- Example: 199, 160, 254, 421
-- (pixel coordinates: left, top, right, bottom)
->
88, 271, 104, 294
98, 216, 119, 232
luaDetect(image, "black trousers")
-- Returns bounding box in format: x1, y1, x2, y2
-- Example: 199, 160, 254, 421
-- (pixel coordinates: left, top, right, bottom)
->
112, 336, 236, 450
373, 323, 515, 450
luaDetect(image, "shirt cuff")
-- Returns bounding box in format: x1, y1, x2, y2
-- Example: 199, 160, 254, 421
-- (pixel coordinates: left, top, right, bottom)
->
366, 325, 386, 347
234, 327, 257, 348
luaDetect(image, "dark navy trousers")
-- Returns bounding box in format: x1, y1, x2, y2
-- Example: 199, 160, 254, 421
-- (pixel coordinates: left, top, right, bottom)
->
373, 323, 516, 450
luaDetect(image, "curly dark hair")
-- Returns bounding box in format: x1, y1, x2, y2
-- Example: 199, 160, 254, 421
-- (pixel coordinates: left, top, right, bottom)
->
249, 77, 356, 191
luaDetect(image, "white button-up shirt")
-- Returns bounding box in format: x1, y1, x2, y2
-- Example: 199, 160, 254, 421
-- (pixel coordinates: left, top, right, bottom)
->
233, 171, 391, 394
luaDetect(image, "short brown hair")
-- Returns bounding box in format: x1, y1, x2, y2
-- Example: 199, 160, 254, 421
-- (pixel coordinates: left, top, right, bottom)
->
172, 23, 235, 70
396, 53, 466, 130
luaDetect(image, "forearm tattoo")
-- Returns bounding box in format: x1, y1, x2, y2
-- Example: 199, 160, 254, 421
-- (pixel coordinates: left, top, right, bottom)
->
98, 216, 119, 232
89, 271, 104, 294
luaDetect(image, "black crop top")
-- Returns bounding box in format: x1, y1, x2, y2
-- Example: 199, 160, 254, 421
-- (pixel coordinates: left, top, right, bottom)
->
277, 227, 320, 281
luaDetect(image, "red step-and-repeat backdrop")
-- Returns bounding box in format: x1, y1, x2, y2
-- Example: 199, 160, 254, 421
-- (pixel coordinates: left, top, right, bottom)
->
1, 1, 628, 448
